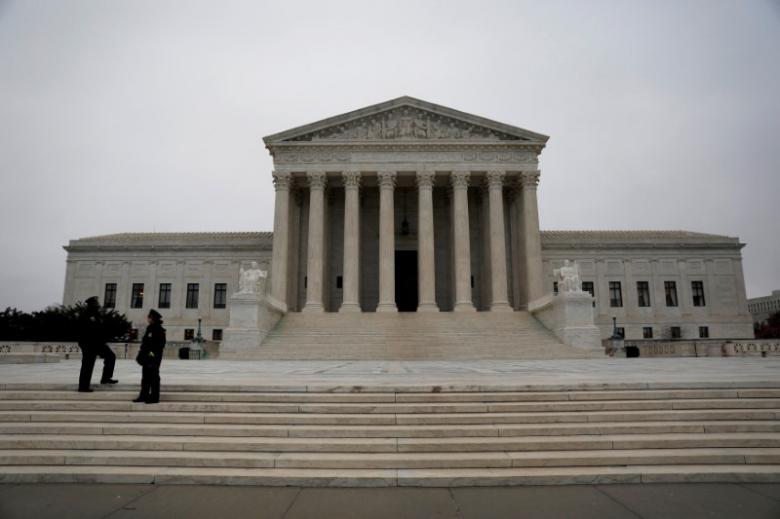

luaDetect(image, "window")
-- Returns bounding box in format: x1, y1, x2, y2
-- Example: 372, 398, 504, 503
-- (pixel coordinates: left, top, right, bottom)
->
615, 327, 625, 339
670, 326, 682, 339
158, 283, 171, 309
643, 326, 653, 339
699, 326, 709, 338
692, 281, 706, 307
609, 282, 623, 307
103, 283, 117, 309
184, 329, 194, 340
212, 329, 223, 341
131, 283, 144, 309
553, 281, 559, 295
213, 283, 227, 309
186, 283, 199, 309
582, 281, 595, 307
665, 281, 678, 307
637, 281, 651, 307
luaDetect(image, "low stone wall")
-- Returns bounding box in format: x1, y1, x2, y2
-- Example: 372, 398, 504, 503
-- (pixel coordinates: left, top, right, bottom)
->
611, 338, 780, 358
0, 341, 220, 360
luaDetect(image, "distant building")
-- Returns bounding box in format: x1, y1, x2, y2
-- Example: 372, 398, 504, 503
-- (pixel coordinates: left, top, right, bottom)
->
748, 290, 780, 326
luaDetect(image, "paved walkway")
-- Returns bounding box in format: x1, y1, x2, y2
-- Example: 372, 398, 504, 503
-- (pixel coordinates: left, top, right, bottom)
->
1, 358, 779, 390
0, 483, 778, 518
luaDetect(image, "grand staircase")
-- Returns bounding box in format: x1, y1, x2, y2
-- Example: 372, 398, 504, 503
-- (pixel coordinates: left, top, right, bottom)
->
1, 383, 779, 485
251, 312, 595, 360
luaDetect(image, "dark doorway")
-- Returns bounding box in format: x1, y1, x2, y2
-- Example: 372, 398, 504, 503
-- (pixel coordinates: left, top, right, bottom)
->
395, 250, 418, 312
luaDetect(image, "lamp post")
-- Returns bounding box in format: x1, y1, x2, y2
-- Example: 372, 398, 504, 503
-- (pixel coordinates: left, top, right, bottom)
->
190, 317, 205, 359
609, 316, 625, 357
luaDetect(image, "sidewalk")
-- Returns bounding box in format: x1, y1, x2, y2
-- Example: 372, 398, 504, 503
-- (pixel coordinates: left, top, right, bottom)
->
1, 483, 778, 518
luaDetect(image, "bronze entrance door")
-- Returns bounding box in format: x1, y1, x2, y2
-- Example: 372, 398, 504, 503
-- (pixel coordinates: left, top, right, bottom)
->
395, 250, 419, 312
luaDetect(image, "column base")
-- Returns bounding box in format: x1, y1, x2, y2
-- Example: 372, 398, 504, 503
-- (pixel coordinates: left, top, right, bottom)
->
339, 302, 362, 313
376, 302, 398, 313
301, 303, 325, 314
417, 302, 440, 312
490, 302, 514, 312
454, 302, 476, 312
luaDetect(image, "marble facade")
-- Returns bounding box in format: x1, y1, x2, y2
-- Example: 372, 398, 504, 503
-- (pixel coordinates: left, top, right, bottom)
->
62, 97, 755, 346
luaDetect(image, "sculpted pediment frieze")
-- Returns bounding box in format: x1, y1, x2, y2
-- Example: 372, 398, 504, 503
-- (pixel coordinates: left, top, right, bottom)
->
285, 106, 522, 142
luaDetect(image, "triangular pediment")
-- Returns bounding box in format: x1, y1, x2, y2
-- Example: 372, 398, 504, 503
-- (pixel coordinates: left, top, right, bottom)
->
263, 96, 549, 144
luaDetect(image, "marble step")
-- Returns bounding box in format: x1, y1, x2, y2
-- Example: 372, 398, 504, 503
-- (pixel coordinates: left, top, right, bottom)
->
1, 464, 779, 486
1, 388, 777, 402
1, 420, 779, 438
1, 447, 779, 470
4, 420, 780, 438
1, 398, 777, 414
2, 433, 779, 453
1, 408, 777, 426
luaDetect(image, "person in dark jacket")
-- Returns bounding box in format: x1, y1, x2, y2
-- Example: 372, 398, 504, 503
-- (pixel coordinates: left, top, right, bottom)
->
77, 296, 118, 392
134, 309, 166, 404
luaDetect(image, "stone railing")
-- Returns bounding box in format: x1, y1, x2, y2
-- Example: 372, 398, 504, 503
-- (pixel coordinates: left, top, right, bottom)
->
722, 340, 780, 357
0, 341, 220, 360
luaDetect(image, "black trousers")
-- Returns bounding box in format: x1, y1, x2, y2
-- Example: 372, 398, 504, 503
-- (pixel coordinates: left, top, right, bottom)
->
78, 344, 116, 389
138, 360, 162, 402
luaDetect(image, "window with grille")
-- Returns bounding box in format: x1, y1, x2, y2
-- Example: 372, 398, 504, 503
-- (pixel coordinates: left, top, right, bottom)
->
609, 282, 622, 307
130, 283, 144, 309
665, 281, 678, 307
699, 326, 709, 338
692, 281, 706, 307
637, 281, 651, 307
158, 283, 171, 309
104, 283, 117, 309
213, 283, 227, 309
186, 283, 199, 309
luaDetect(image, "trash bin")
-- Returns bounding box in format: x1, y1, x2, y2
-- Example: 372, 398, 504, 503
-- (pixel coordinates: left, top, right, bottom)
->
178, 347, 190, 360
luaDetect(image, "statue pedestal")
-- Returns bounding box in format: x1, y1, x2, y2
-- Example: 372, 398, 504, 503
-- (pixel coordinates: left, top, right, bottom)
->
529, 292, 603, 353
220, 292, 283, 358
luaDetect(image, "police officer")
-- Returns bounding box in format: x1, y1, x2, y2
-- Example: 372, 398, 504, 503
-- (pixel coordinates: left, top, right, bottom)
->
134, 309, 166, 404
77, 296, 118, 392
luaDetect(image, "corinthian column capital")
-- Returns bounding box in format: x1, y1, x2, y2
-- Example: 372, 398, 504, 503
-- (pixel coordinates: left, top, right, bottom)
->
377, 170, 397, 190
485, 170, 506, 190
342, 171, 361, 190
307, 171, 327, 190
450, 170, 470, 190
415, 171, 436, 190
272, 171, 292, 191
519, 170, 541, 189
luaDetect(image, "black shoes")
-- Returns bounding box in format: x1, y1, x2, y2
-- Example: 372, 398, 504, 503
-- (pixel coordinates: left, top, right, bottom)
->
100, 379, 118, 384
77, 388, 94, 393
145, 399, 159, 405
132, 397, 146, 403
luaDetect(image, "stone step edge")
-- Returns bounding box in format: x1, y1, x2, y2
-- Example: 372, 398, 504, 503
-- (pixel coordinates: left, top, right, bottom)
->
4, 381, 780, 393
1, 420, 778, 437
1, 447, 779, 469
1, 465, 779, 486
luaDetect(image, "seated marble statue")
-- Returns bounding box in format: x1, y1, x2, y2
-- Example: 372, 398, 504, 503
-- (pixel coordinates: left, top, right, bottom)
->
238, 261, 267, 295
554, 260, 583, 294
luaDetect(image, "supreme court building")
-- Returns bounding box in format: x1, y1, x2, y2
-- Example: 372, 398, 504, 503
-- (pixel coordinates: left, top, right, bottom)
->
63, 97, 754, 356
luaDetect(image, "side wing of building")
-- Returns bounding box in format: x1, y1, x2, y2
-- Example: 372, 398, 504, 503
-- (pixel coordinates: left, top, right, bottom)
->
541, 231, 754, 340
62, 233, 273, 341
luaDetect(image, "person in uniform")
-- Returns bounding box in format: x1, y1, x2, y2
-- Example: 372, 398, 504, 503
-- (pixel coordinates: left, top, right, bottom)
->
77, 296, 118, 392
134, 309, 166, 404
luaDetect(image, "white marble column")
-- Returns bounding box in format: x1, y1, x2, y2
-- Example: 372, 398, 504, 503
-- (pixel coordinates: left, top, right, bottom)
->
340, 171, 361, 312
416, 171, 439, 312
376, 171, 398, 312
302, 171, 327, 313
269, 171, 292, 312
520, 170, 544, 304
451, 171, 476, 312
486, 171, 512, 311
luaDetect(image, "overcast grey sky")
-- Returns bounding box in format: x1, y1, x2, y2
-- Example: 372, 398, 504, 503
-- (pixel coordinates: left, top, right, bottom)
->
1, 0, 778, 311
